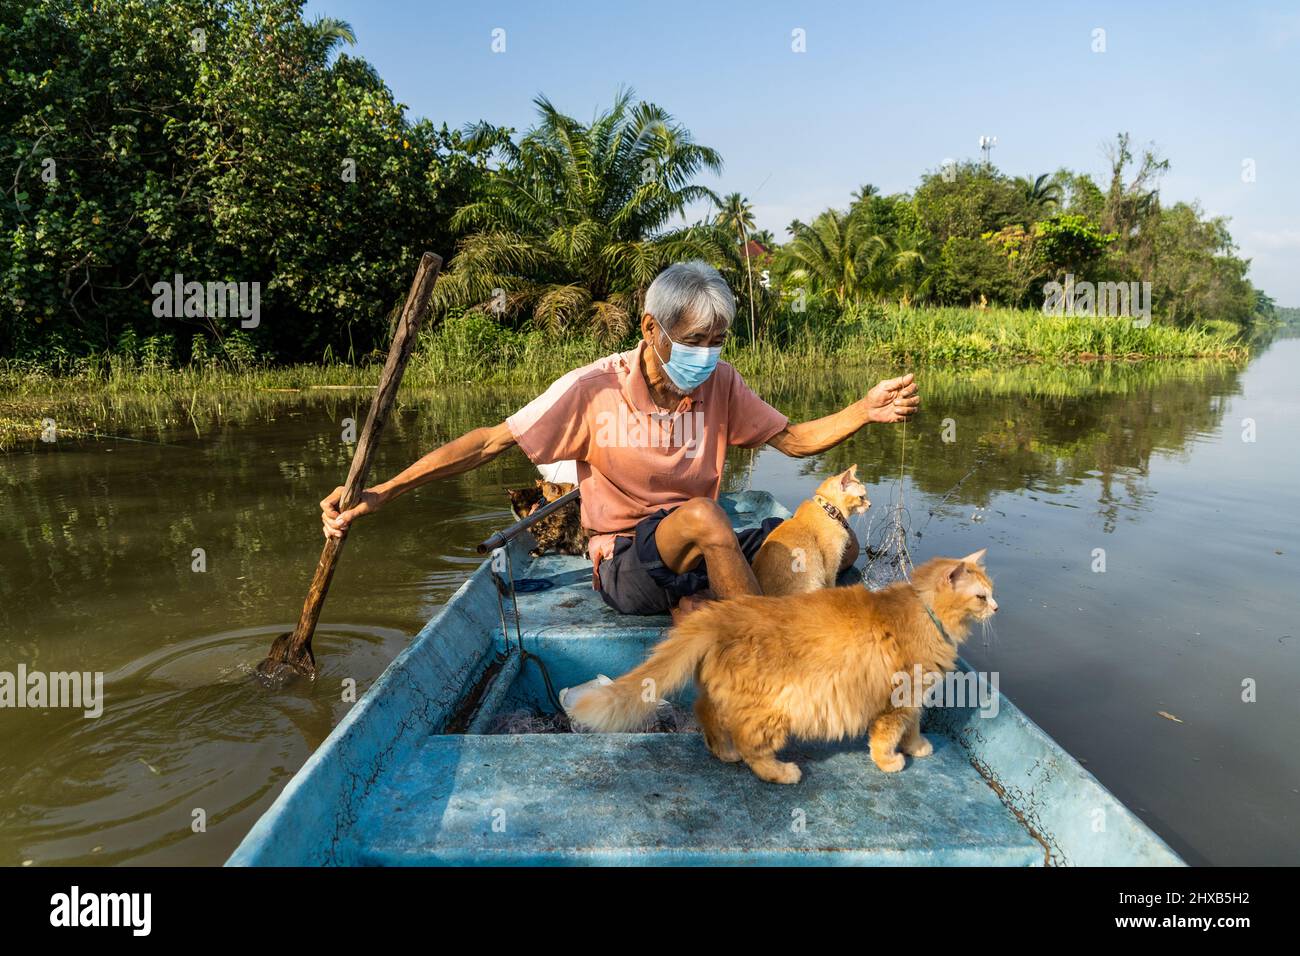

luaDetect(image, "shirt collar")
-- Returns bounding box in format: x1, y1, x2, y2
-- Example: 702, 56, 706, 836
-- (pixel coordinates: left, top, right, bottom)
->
620, 339, 702, 417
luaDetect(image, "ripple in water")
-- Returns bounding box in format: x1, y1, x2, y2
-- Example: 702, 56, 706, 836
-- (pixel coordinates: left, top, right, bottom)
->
1, 624, 409, 867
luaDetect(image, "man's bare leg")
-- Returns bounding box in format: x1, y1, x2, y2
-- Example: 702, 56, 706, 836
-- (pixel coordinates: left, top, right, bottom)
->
652, 498, 760, 617
671, 590, 715, 624
839, 527, 860, 572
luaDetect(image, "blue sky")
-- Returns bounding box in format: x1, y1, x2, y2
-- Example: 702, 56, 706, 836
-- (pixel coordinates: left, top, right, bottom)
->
305, 0, 1300, 304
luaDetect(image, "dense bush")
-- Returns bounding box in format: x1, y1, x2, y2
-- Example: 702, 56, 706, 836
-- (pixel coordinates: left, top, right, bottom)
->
1, 0, 492, 364
2, 3, 1271, 370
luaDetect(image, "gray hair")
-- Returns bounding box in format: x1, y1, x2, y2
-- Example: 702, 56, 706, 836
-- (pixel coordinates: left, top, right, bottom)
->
644, 261, 735, 337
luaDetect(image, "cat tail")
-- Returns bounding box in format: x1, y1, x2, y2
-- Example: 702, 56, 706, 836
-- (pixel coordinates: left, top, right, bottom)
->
566, 620, 713, 732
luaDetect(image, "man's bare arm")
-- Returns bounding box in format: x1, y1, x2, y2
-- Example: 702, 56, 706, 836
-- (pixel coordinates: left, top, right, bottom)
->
767, 373, 919, 458
767, 402, 873, 457
321, 421, 517, 538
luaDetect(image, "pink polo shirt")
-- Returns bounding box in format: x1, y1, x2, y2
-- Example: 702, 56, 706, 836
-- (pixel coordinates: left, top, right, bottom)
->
505, 340, 788, 586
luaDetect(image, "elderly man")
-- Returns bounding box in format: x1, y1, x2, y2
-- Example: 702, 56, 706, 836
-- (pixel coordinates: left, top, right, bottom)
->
321, 261, 918, 618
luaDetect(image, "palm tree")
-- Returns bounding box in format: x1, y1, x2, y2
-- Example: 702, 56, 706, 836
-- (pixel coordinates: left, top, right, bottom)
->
850, 184, 880, 206
1018, 173, 1063, 220
306, 16, 357, 57
715, 192, 756, 235
889, 231, 934, 304
781, 205, 926, 308
715, 192, 758, 339
779, 207, 876, 308
434, 91, 727, 338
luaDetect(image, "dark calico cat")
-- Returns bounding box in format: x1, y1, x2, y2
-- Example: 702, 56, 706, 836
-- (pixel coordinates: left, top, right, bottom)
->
506, 480, 588, 557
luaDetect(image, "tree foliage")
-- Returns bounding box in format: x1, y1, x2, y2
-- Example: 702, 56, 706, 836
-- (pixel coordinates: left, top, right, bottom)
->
767, 136, 1265, 327
1, 0, 491, 364
429, 90, 728, 340
778, 190, 927, 308
2, 0, 1270, 367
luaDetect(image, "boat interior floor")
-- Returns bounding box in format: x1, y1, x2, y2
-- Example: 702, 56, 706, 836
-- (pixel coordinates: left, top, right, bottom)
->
227, 492, 1181, 867
351, 551, 1045, 866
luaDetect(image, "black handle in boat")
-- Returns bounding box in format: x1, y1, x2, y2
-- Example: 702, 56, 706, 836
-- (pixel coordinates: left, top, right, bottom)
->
477, 487, 581, 554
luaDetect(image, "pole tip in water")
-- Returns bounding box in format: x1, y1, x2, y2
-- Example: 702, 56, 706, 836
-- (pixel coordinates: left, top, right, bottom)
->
254, 631, 317, 689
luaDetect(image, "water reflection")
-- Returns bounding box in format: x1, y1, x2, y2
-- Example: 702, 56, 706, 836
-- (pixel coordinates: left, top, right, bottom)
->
3, 347, 1295, 866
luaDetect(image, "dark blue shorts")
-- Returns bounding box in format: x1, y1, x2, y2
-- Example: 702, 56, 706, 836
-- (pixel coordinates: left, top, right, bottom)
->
597, 506, 785, 616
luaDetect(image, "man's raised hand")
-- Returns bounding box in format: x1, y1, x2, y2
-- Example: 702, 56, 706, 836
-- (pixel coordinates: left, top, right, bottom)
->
863, 373, 919, 424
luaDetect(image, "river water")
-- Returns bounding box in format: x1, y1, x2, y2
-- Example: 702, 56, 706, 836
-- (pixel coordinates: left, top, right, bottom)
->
2, 340, 1297, 865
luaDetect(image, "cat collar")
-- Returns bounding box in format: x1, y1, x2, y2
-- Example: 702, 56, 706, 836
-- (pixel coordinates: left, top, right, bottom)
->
814, 495, 851, 530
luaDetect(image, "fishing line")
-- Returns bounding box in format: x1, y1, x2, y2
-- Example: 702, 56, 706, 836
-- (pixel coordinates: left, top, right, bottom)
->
493, 547, 567, 717
858, 418, 998, 653
915, 460, 982, 540
55, 428, 191, 450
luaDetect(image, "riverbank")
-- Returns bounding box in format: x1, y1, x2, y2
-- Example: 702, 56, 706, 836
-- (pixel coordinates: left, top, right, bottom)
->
0, 305, 1249, 449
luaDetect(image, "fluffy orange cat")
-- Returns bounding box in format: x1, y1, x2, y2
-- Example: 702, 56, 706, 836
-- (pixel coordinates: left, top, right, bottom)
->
752, 465, 870, 595
567, 550, 997, 784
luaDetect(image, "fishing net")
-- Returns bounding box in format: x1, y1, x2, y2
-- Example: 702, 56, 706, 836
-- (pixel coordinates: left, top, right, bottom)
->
484, 709, 573, 735
859, 482, 916, 589
855, 422, 981, 590
858, 420, 916, 589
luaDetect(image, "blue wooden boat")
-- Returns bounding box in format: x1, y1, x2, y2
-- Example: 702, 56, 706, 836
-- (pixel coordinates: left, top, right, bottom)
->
228, 491, 1183, 866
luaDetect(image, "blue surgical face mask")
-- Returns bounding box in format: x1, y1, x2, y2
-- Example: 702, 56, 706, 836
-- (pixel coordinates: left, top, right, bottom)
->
653, 329, 722, 393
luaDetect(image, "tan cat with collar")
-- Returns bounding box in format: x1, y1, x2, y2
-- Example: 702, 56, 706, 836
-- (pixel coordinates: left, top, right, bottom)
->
753, 465, 870, 596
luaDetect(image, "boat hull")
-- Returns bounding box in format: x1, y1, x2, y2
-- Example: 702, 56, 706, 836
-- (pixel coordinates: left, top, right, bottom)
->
228, 491, 1182, 867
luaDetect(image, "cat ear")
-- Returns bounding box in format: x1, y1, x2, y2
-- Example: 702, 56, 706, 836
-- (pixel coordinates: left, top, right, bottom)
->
961, 548, 987, 566
947, 562, 966, 586
840, 464, 859, 489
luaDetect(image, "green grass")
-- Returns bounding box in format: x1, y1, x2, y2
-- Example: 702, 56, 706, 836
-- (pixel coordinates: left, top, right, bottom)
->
0, 305, 1248, 449
735, 305, 1247, 376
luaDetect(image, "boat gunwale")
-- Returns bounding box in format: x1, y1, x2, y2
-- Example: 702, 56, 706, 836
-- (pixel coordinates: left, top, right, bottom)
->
227, 490, 1184, 867
226, 538, 516, 866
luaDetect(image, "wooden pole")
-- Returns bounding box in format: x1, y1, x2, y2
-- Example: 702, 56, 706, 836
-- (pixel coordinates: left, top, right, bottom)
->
256, 252, 443, 686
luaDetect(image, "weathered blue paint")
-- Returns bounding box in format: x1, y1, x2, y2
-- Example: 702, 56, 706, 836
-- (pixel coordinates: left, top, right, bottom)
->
353, 734, 1043, 866
228, 490, 1183, 867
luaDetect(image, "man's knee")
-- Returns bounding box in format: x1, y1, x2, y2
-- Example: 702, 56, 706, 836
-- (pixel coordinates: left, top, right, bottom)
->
674, 497, 736, 550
